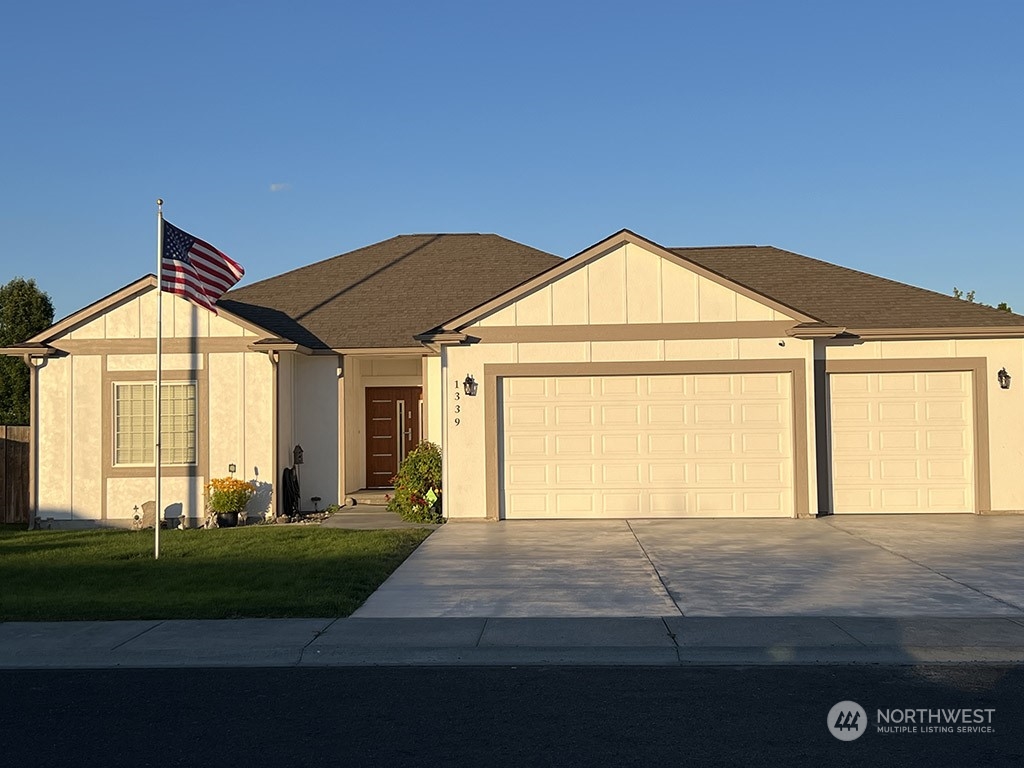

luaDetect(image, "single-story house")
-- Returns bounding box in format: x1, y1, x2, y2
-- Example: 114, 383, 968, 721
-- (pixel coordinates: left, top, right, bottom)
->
4, 229, 1023, 526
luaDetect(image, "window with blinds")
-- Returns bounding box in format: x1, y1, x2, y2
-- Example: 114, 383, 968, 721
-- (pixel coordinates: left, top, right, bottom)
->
114, 382, 197, 466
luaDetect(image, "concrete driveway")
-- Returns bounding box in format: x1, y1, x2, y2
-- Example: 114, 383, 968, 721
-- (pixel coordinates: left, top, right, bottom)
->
353, 515, 1024, 618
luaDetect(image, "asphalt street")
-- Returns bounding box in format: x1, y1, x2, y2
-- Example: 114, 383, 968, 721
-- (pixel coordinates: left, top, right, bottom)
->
3, 665, 1022, 767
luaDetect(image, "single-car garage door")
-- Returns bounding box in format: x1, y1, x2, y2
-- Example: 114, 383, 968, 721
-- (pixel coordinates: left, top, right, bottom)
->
500, 373, 794, 518
830, 371, 974, 513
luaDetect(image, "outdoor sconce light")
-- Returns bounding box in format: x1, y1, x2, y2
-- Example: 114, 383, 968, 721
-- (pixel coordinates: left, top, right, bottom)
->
227, 463, 236, 475
998, 368, 1011, 390
463, 374, 479, 397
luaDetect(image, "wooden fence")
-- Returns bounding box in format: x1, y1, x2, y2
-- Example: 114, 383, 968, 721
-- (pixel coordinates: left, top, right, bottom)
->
1, 426, 30, 524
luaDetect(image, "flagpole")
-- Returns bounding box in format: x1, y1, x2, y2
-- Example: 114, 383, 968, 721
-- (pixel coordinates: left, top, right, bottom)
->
155, 199, 164, 560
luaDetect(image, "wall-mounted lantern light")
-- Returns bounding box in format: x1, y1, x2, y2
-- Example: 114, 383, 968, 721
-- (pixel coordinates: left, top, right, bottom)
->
998, 368, 1011, 390
228, 463, 237, 475
463, 374, 479, 396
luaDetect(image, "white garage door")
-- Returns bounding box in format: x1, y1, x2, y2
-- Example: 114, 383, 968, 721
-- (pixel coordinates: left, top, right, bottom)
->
830, 371, 974, 513
500, 373, 794, 519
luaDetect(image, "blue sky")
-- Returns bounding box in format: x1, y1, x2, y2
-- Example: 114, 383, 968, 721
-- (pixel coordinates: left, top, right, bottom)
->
2, 1, 1022, 319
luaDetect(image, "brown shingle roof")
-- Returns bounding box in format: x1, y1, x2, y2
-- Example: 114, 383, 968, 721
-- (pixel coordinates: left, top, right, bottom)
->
672, 246, 1024, 329
219, 234, 562, 349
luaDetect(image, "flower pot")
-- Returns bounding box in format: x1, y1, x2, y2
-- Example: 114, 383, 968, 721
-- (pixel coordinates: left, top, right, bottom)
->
216, 511, 240, 528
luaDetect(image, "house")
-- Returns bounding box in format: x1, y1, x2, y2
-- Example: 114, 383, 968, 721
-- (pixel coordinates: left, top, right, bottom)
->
3, 229, 1023, 526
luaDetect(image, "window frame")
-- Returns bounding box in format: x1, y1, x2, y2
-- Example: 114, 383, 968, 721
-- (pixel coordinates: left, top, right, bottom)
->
112, 380, 198, 467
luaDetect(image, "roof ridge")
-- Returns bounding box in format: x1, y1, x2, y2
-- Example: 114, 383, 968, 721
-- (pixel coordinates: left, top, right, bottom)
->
670, 245, 763, 250
226, 234, 436, 295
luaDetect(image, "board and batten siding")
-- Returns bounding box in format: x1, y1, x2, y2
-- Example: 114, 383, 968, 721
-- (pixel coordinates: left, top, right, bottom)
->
473, 242, 795, 328
34, 289, 275, 525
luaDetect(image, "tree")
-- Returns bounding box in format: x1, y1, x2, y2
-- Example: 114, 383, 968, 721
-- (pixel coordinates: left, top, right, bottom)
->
952, 287, 1011, 313
0, 278, 54, 424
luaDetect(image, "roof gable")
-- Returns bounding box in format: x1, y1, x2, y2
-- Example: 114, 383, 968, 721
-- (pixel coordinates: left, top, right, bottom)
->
26, 277, 267, 346
441, 230, 812, 332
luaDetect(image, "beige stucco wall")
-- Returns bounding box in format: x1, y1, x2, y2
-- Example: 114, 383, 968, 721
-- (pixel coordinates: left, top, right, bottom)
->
823, 338, 1024, 512
443, 335, 816, 520
207, 352, 275, 516
472, 242, 794, 328
291, 354, 340, 508
34, 289, 275, 525
37, 356, 71, 519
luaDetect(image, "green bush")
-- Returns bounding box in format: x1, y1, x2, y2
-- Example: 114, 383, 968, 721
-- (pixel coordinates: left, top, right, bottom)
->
387, 441, 443, 523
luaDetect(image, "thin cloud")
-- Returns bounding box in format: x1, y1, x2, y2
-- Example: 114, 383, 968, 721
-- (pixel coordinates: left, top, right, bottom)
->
269, 182, 292, 193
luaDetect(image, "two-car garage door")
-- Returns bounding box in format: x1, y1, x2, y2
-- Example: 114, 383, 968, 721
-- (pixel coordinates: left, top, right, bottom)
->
500, 372, 795, 519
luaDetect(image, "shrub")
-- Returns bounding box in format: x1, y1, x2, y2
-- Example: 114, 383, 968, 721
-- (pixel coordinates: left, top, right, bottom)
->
387, 441, 443, 523
207, 477, 256, 514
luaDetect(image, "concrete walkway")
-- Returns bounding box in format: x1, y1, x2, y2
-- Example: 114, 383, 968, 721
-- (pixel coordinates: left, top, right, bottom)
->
320, 505, 440, 531
355, 516, 1024, 618
2, 616, 1024, 668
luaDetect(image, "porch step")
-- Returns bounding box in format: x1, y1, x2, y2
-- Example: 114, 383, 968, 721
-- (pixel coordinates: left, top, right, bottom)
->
345, 489, 392, 507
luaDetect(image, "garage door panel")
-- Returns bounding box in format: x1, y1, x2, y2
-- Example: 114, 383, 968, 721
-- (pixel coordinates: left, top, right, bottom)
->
501, 372, 794, 518
925, 372, 969, 393
693, 375, 734, 395
879, 430, 917, 450
927, 459, 968, 481
695, 433, 734, 453
555, 435, 593, 455
555, 377, 593, 396
556, 464, 594, 484
830, 371, 974, 514
694, 403, 734, 423
741, 432, 782, 454
508, 378, 549, 398
695, 463, 735, 483
745, 491, 785, 513
927, 430, 967, 450
648, 463, 688, 483
649, 434, 686, 453
648, 404, 686, 423
555, 406, 594, 425
601, 377, 640, 396
647, 377, 685, 395
600, 434, 641, 455
507, 405, 549, 426
926, 401, 966, 421
604, 494, 642, 514
742, 403, 783, 423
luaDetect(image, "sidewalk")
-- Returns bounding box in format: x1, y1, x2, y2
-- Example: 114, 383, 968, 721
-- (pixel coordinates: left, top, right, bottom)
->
2, 616, 1024, 668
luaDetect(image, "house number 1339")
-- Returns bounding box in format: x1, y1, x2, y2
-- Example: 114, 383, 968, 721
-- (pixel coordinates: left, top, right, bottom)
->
453, 381, 461, 425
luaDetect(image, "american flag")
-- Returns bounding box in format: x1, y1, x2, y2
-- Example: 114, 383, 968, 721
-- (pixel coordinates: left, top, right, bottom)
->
161, 221, 244, 314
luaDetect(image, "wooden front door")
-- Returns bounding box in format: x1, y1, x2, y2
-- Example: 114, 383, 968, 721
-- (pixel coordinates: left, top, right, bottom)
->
365, 386, 422, 488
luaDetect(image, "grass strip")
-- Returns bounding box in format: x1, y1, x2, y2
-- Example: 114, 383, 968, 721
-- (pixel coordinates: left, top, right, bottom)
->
0, 525, 432, 620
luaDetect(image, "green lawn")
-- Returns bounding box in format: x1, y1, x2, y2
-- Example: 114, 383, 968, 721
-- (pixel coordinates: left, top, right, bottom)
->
0, 525, 432, 620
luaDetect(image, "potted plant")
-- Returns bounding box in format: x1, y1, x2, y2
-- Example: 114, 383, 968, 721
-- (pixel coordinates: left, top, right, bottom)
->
206, 477, 255, 528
